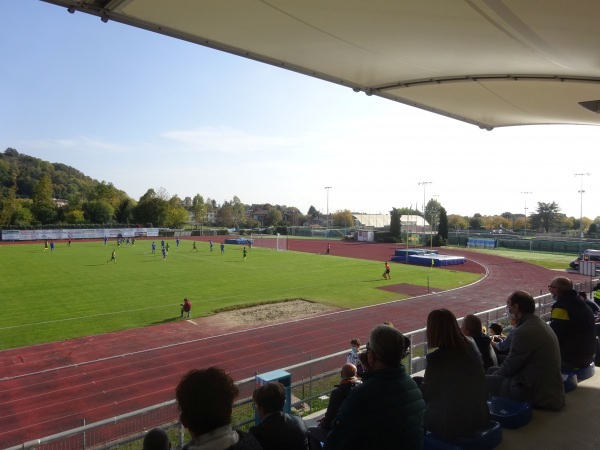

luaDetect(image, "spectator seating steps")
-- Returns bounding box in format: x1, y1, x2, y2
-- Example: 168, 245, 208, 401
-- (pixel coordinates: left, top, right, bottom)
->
562, 372, 578, 393
424, 420, 502, 450
575, 362, 596, 382
487, 396, 532, 429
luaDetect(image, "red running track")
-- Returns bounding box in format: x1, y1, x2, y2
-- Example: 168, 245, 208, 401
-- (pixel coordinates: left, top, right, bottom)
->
0, 240, 589, 447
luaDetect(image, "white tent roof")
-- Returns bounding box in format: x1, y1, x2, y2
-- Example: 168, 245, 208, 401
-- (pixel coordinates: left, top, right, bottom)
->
41, 0, 600, 130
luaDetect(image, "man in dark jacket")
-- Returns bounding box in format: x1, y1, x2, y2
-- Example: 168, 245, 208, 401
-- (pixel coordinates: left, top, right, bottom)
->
486, 290, 565, 410
309, 364, 361, 444
250, 382, 309, 450
324, 324, 426, 450
176, 367, 263, 450
548, 276, 596, 370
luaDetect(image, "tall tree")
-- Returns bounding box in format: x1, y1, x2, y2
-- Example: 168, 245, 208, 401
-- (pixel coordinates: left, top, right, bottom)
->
438, 207, 448, 239
115, 198, 136, 224
332, 209, 354, 228
31, 175, 56, 224
389, 208, 401, 237
231, 196, 246, 228
535, 201, 561, 233
0, 170, 18, 225
133, 192, 169, 227
83, 199, 114, 224
192, 194, 205, 227
307, 205, 319, 219
266, 207, 283, 226
424, 199, 442, 231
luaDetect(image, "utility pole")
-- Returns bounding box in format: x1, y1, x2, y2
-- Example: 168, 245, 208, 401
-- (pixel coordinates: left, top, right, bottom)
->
520, 192, 532, 238
575, 173, 591, 255
324, 186, 332, 230
418, 181, 432, 234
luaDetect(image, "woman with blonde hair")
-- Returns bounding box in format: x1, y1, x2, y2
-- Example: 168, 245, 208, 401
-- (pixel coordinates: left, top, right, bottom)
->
420, 309, 489, 440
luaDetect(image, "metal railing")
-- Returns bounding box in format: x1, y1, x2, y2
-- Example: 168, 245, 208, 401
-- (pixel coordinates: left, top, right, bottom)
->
6, 279, 598, 450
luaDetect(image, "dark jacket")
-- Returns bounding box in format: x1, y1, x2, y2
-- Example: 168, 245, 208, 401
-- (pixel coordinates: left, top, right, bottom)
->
550, 289, 596, 368
324, 366, 425, 450
321, 378, 361, 430
420, 345, 489, 439
496, 314, 565, 410
182, 429, 263, 450
249, 412, 309, 450
471, 333, 497, 370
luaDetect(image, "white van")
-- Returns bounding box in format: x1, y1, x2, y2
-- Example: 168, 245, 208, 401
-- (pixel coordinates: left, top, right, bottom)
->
570, 249, 600, 270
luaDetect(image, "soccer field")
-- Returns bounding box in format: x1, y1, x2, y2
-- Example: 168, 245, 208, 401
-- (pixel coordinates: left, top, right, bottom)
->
0, 239, 480, 350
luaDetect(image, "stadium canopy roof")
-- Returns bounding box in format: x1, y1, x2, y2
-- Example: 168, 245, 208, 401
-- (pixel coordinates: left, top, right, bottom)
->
41, 0, 600, 130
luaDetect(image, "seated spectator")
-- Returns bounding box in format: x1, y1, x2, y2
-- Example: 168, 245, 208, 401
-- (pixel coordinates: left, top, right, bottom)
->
143, 428, 171, 450
357, 349, 370, 374
346, 338, 363, 375
488, 322, 505, 339
180, 298, 192, 318
461, 314, 497, 370
309, 364, 361, 443
250, 382, 309, 450
175, 367, 263, 450
548, 277, 596, 370
486, 290, 565, 410
579, 291, 600, 314
324, 324, 425, 450
420, 309, 489, 440
594, 282, 600, 307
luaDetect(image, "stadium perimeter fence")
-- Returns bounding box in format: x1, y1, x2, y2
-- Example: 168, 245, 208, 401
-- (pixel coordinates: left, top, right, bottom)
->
6, 278, 598, 450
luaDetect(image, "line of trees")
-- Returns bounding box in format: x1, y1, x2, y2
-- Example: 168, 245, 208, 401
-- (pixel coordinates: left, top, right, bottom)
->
2, 148, 598, 234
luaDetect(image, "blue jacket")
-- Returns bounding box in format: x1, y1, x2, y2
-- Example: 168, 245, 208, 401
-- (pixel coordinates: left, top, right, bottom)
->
324, 366, 425, 450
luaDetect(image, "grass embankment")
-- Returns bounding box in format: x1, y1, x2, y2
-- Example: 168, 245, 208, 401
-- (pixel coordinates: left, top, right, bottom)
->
456, 247, 574, 270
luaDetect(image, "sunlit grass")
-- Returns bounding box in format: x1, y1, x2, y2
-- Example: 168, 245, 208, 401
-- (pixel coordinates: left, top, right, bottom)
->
0, 239, 481, 350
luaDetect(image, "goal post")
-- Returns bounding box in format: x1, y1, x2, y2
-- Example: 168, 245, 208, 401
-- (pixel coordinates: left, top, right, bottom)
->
250, 234, 288, 251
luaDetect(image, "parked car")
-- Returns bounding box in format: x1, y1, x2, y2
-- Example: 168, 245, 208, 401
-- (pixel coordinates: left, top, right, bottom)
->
570, 249, 600, 270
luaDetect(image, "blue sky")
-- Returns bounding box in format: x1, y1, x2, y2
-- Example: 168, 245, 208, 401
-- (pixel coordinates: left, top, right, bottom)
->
2, 0, 599, 220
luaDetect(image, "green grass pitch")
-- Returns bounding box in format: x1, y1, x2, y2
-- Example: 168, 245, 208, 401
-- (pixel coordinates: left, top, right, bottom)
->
0, 239, 481, 350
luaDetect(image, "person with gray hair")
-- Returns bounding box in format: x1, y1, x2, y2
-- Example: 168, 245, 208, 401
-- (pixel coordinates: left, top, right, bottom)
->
486, 290, 565, 410
324, 324, 425, 450
548, 276, 596, 370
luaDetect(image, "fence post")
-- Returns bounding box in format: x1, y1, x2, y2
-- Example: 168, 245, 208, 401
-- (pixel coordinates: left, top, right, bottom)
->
179, 422, 185, 448
308, 355, 313, 412
82, 419, 86, 450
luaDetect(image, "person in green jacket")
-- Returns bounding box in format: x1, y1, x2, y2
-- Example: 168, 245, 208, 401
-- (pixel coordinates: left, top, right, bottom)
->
324, 324, 425, 450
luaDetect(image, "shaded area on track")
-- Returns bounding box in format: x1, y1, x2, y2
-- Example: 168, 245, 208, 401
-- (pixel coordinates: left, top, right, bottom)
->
0, 240, 590, 446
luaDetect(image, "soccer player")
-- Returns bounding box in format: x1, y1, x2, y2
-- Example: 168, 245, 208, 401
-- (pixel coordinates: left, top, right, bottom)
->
243, 246, 247, 261
209, 240, 214, 252
108, 249, 116, 263
152, 241, 156, 254
162, 247, 167, 260
383, 262, 391, 280
50, 241, 55, 252
220, 242, 225, 254
192, 241, 198, 252
176, 237, 180, 248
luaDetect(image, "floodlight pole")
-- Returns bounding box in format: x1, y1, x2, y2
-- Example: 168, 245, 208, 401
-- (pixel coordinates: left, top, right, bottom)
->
575, 173, 590, 255
520, 192, 531, 238
325, 186, 332, 230
418, 181, 432, 235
